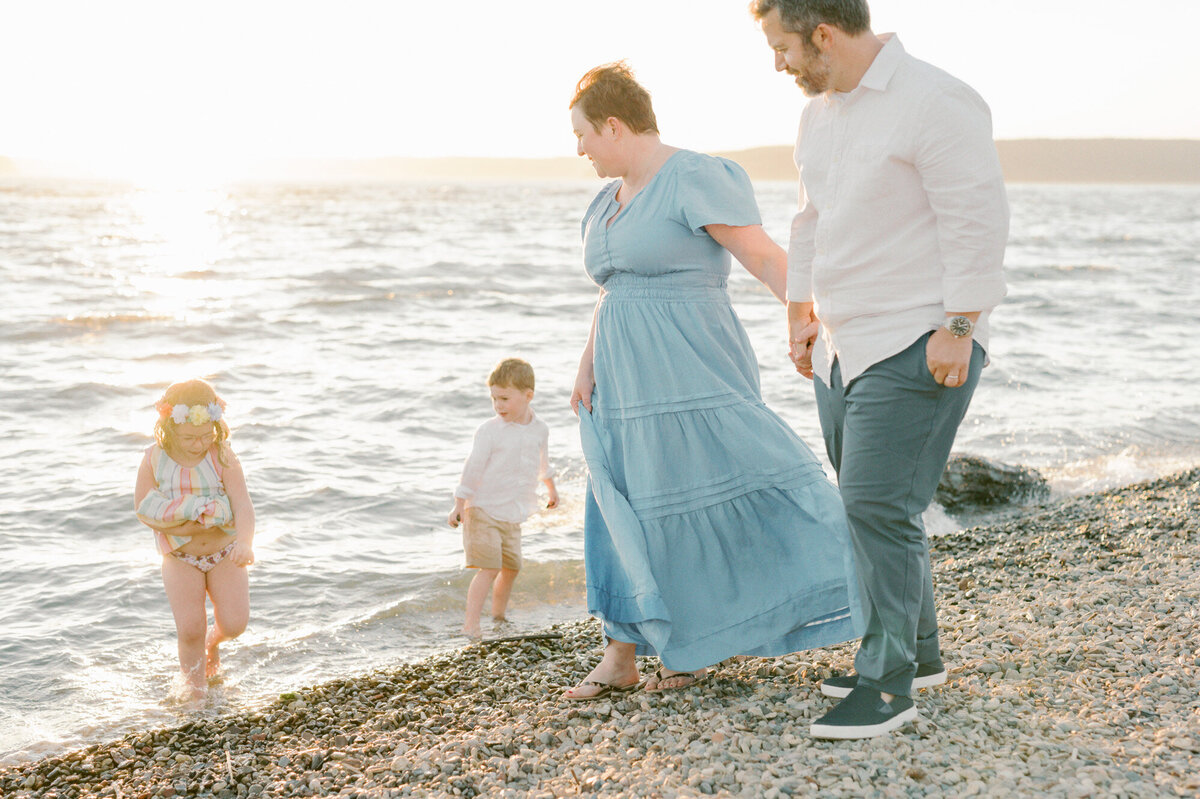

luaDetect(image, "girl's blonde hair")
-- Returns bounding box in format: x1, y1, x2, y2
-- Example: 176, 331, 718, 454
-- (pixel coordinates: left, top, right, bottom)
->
153, 378, 232, 466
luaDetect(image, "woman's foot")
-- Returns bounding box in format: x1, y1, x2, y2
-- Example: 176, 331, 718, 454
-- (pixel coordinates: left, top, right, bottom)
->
564, 642, 641, 700
644, 667, 707, 692
461, 624, 482, 640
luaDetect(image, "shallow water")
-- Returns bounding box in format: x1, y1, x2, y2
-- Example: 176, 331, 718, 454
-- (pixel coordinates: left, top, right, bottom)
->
1, 178, 1197, 763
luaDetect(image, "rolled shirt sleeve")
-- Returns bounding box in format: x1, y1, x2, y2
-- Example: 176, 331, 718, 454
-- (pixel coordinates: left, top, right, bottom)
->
915, 84, 1009, 313
786, 182, 818, 303
453, 423, 493, 501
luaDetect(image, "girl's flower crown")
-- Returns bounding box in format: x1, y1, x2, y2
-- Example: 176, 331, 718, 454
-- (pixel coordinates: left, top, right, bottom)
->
155, 399, 226, 426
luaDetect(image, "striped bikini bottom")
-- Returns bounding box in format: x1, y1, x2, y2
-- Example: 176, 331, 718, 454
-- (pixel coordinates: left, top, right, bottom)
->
171, 541, 236, 573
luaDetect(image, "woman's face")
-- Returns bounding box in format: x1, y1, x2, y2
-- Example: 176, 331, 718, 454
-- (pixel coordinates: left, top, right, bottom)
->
571, 105, 620, 178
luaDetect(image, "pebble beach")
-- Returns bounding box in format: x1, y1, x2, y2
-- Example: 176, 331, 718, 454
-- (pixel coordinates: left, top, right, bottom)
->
3, 469, 1197, 799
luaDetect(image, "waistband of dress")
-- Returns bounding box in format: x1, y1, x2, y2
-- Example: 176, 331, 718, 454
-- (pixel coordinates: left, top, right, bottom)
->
600, 272, 729, 301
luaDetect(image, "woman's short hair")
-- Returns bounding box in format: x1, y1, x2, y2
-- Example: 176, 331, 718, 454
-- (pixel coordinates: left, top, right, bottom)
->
570, 61, 659, 135
748, 0, 871, 39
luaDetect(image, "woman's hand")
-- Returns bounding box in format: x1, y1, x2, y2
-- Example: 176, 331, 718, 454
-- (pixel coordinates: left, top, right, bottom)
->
571, 363, 596, 415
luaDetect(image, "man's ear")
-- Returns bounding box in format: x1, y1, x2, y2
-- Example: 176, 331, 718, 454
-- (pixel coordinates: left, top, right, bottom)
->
812, 23, 835, 53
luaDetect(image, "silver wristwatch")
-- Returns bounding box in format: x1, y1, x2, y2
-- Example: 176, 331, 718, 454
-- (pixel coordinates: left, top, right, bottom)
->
942, 315, 974, 338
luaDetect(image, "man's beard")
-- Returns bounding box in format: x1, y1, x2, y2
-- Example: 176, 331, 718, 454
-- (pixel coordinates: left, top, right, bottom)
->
790, 51, 831, 97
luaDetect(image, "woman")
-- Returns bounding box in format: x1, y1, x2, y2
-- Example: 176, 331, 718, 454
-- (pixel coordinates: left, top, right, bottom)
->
565, 62, 861, 699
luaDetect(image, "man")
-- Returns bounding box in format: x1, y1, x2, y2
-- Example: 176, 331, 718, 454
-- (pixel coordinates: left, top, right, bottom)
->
750, 0, 1009, 739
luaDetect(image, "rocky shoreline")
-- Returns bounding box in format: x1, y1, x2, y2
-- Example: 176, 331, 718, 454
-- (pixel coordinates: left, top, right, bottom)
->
4, 469, 1198, 798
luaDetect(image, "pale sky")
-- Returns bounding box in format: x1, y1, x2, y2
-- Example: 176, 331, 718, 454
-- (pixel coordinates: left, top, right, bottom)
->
2, 0, 1198, 178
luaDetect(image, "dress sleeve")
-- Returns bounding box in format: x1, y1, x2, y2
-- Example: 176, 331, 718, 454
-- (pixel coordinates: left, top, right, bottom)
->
675, 154, 763, 236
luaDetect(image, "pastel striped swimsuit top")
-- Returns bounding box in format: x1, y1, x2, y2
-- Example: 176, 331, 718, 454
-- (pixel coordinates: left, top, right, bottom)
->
138, 444, 236, 554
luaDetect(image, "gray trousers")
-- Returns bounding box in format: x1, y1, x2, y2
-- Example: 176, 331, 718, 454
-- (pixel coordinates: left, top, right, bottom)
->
814, 332, 984, 697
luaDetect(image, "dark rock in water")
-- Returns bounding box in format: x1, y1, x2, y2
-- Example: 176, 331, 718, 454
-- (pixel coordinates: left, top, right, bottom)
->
937, 454, 1049, 509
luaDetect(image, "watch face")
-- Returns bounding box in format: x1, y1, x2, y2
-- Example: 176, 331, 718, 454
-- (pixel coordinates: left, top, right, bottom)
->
947, 316, 973, 337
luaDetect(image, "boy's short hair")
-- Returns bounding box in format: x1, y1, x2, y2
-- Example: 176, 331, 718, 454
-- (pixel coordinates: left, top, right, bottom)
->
488, 358, 535, 392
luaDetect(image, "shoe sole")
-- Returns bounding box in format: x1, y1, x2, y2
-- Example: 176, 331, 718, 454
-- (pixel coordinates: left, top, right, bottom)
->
819, 669, 947, 699
810, 704, 918, 740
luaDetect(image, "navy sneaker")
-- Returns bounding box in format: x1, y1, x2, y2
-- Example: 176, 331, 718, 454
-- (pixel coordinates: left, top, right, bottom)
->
810, 686, 917, 740
820, 663, 947, 699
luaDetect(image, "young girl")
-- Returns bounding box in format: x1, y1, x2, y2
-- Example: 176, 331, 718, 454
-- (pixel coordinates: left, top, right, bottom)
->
134, 378, 255, 699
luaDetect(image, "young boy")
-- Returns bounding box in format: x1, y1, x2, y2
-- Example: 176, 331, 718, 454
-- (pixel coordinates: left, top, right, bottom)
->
448, 358, 558, 638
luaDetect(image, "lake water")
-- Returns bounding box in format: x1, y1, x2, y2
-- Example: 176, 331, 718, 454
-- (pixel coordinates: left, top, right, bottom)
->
1, 177, 1197, 764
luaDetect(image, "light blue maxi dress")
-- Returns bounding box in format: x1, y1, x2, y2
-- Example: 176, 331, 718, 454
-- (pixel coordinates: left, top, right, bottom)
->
580, 150, 863, 671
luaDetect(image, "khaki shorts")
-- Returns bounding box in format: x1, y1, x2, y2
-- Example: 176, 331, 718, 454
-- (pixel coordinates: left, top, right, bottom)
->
462, 507, 522, 571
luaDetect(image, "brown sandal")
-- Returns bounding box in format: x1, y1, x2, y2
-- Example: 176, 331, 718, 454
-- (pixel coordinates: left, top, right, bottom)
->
563, 679, 642, 702
645, 668, 706, 693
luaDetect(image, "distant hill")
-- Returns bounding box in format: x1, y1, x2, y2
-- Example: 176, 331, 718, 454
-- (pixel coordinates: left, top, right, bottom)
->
994, 139, 1200, 183
260, 140, 1200, 183
719, 140, 1200, 184
6, 140, 1199, 183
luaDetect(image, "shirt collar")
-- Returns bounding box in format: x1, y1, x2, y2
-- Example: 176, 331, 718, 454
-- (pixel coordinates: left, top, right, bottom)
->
857, 33, 904, 93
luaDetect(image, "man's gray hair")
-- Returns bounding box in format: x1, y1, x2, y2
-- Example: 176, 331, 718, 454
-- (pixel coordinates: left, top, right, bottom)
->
748, 0, 871, 37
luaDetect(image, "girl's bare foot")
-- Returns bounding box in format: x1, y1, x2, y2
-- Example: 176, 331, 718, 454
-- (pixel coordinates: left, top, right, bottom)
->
462, 625, 482, 640
205, 627, 222, 679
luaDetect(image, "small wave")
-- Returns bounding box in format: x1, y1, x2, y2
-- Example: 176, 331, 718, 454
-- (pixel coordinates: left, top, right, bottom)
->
337, 238, 386, 250
48, 313, 175, 329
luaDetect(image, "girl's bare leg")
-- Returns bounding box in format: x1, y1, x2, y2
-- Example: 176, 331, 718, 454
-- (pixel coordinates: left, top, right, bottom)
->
564, 639, 640, 699
204, 556, 250, 678
161, 555, 209, 698
463, 568, 498, 638
490, 568, 519, 621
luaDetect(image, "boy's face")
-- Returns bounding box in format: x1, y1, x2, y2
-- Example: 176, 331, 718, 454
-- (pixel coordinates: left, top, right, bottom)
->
490, 384, 534, 423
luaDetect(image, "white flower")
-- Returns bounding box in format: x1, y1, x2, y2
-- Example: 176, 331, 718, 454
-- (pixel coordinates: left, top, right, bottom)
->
171, 404, 189, 424
206, 402, 223, 422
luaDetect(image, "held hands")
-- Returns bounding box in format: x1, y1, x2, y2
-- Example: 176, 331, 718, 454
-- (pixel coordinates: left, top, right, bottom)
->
787, 301, 819, 380
925, 328, 973, 388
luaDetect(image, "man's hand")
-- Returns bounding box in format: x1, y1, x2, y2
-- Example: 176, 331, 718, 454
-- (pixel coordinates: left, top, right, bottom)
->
925, 328, 973, 387
787, 301, 818, 379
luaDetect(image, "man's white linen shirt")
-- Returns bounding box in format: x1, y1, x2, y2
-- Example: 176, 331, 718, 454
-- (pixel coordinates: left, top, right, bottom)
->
789, 34, 1009, 384
453, 412, 553, 524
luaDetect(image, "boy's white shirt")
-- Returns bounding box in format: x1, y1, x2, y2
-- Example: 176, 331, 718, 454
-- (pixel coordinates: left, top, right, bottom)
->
454, 410, 554, 524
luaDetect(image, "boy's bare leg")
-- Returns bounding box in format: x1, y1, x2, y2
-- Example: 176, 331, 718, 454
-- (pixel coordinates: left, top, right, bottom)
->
463, 568, 498, 638
490, 568, 519, 621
